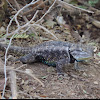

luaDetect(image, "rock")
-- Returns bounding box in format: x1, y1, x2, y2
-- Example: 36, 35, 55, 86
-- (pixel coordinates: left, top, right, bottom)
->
93, 81, 98, 85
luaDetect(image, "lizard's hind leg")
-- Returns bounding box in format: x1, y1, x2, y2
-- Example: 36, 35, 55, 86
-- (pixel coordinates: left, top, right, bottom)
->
19, 53, 36, 64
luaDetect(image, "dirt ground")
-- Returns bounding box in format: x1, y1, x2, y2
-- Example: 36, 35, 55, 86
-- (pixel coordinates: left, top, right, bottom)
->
3, 53, 100, 99
0, 0, 100, 99
0, 37, 100, 99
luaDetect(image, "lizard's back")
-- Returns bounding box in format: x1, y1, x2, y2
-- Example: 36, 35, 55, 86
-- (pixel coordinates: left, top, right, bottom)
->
0, 41, 71, 55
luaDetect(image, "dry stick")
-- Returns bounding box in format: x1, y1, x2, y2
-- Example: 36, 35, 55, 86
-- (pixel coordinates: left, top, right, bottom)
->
89, 17, 100, 28
2, 33, 18, 98
2, 1, 39, 97
56, 0, 94, 14
2, 0, 57, 96
13, 0, 37, 35
6, 0, 40, 37
6, 0, 17, 11
23, 0, 48, 16
9, 70, 18, 99
0, 67, 44, 87
0, 19, 57, 41
33, 0, 58, 40
14, 69, 45, 87
0, 10, 55, 40
33, 24, 58, 40
15, 64, 27, 70
35, 0, 57, 24
9, 10, 39, 37
77, 0, 100, 14
0, 0, 58, 41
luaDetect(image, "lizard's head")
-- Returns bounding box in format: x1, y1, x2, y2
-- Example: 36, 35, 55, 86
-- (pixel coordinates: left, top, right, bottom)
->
69, 43, 94, 62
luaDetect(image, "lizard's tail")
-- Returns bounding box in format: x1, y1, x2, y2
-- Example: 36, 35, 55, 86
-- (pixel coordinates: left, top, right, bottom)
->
0, 43, 32, 55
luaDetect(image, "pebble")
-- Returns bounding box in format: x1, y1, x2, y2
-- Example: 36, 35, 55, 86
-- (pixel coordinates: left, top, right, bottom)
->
93, 81, 98, 85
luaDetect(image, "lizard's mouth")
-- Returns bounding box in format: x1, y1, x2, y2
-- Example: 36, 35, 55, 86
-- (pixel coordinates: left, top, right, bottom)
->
70, 50, 93, 62
75, 56, 92, 62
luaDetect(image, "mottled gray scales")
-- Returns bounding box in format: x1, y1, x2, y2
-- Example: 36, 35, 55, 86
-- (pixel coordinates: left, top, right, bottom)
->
0, 41, 93, 75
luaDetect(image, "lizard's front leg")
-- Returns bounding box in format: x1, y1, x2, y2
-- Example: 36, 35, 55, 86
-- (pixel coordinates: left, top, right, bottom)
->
74, 60, 80, 70
74, 60, 85, 71
56, 58, 69, 76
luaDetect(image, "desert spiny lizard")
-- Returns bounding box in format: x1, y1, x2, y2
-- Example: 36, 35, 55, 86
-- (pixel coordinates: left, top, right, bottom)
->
0, 41, 93, 75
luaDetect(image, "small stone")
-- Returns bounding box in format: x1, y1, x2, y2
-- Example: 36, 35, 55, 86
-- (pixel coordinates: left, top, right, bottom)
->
82, 72, 87, 77
0, 26, 6, 33
25, 69, 33, 74
93, 81, 98, 85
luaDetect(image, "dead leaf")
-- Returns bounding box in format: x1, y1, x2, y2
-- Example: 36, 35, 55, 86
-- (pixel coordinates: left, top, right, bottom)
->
44, 20, 56, 29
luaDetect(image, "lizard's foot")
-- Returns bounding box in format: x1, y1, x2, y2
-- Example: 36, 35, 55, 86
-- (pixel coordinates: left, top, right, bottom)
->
57, 73, 68, 80
57, 72, 64, 78
74, 61, 86, 71
57, 72, 64, 76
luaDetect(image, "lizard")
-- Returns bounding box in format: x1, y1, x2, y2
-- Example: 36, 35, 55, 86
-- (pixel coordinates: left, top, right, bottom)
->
0, 41, 93, 75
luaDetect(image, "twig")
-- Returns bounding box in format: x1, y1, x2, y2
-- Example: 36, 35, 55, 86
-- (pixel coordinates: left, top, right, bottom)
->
23, 0, 48, 16
2, 32, 18, 98
0, 10, 58, 41
89, 17, 100, 28
2, 1, 40, 97
2, 0, 57, 97
13, 0, 37, 35
83, 14, 100, 28
9, 70, 18, 99
0, 0, 57, 41
15, 64, 27, 70
15, 69, 45, 87
33, 24, 58, 40
35, 0, 57, 24
6, 0, 40, 37
77, 0, 100, 14
0, 67, 45, 87
0, 10, 39, 42
6, 0, 17, 11
56, 0, 94, 14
